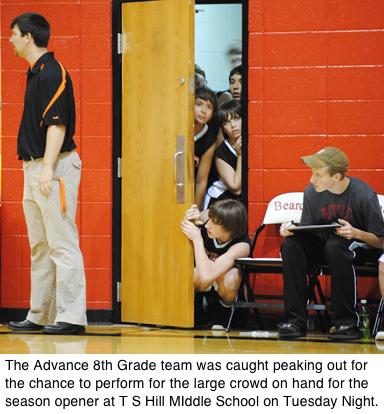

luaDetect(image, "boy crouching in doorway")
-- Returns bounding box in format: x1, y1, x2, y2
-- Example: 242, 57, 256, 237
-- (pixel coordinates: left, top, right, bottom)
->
181, 199, 250, 327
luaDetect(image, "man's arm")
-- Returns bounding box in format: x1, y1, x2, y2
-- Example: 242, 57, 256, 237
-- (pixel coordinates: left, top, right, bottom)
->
39, 124, 65, 196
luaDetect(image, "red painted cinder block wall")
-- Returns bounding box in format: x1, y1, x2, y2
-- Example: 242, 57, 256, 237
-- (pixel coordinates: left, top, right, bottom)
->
1, 1, 383, 313
0, 0, 112, 310
248, 0, 384, 299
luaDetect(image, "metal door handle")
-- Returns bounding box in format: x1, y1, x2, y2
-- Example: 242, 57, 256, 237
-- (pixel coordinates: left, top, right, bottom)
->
174, 136, 185, 203
173, 151, 183, 183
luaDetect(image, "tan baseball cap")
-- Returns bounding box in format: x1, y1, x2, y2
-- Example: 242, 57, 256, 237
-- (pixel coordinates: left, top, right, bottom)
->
301, 147, 349, 172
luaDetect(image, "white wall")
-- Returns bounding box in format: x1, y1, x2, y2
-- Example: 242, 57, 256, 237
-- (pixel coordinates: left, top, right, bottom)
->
195, 3, 242, 92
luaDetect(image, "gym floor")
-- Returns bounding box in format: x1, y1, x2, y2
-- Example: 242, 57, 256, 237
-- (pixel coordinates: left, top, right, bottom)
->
0, 325, 383, 354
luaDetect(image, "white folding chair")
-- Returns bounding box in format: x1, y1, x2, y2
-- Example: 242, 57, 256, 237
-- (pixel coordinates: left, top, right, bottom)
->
227, 192, 308, 331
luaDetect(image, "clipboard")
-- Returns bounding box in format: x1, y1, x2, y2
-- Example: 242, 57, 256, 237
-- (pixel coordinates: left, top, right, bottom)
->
290, 223, 342, 233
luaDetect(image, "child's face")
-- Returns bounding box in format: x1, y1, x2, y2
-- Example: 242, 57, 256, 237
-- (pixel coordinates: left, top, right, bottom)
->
229, 73, 242, 100
205, 218, 232, 242
195, 98, 213, 125
222, 114, 241, 140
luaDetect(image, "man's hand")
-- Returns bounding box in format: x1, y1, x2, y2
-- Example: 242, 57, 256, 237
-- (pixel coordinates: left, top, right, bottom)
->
279, 221, 296, 238
39, 165, 53, 196
180, 219, 202, 242
336, 219, 357, 240
184, 204, 203, 225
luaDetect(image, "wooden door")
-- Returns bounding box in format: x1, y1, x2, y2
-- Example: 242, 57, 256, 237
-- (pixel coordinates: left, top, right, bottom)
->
121, 0, 195, 327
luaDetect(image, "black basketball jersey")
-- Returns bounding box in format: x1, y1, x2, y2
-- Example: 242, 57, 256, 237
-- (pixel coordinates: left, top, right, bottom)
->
203, 139, 240, 208
194, 125, 216, 177
195, 126, 216, 159
201, 224, 251, 262
215, 139, 237, 170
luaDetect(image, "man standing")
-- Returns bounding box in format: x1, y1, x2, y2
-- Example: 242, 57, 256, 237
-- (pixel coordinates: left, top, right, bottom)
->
278, 147, 384, 340
8, 13, 86, 334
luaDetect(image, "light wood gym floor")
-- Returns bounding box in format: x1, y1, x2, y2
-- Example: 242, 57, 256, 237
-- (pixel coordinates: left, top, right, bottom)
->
0, 324, 383, 354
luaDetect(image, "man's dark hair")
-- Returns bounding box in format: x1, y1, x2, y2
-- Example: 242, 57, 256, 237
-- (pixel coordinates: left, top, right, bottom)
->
229, 65, 242, 82
219, 99, 241, 127
11, 13, 50, 48
208, 199, 248, 240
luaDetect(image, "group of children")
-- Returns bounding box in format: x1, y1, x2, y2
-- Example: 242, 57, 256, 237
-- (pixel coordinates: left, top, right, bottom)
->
186, 64, 248, 327
181, 62, 384, 340
182, 140, 384, 340
194, 65, 243, 211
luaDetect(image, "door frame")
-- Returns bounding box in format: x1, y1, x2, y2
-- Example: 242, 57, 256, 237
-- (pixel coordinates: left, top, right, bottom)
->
111, 0, 249, 323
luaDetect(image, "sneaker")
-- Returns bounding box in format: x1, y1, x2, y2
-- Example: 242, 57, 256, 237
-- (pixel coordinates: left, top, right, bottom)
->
328, 324, 362, 341
211, 324, 225, 331
375, 331, 384, 341
278, 322, 306, 339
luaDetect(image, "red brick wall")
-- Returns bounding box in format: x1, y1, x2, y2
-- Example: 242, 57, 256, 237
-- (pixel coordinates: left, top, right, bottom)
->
0, 0, 112, 309
1, 1, 383, 311
248, 0, 384, 298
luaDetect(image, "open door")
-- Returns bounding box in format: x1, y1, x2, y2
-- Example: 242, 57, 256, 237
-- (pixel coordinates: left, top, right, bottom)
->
120, 0, 195, 327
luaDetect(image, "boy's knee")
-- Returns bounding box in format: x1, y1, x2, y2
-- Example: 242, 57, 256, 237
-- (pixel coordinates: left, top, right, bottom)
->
281, 236, 302, 258
379, 260, 384, 297
379, 260, 384, 274
223, 268, 241, 291
324, 237, 351, 262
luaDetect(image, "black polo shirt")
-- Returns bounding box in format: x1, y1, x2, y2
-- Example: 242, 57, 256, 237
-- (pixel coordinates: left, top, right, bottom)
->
17, 52, 76, 160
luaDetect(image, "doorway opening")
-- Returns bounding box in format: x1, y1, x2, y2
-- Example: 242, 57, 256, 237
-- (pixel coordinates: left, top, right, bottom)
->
194, 0, 248, 209
112, 0, 248, 325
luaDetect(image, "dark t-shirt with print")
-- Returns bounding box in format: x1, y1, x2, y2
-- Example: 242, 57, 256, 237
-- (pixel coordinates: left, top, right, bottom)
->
301, 176, 384, 238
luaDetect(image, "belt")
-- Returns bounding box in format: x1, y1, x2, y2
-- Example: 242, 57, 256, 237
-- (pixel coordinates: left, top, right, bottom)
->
21, 150, 74, 162
21, 155, 42, 161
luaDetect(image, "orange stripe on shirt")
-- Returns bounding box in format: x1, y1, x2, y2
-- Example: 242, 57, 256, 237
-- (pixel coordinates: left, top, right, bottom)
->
40, 61, 67, 126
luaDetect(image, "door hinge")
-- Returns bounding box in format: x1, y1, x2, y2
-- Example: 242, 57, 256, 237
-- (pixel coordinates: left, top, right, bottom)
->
116, 281, 121, 303
117, 157, 122, 178
117, 33, 123, 55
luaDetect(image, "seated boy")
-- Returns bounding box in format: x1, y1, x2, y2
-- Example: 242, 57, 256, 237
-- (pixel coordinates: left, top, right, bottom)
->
180, 199, 250, 308
279, 147, 384, 340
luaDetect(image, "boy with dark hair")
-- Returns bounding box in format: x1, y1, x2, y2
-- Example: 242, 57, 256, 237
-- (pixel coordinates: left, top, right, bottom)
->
203, 100, 242, 209
194, 86, 218, 209
229, 65, 242, 101
279, 147, 384, 340
181, 199, 250, 306
8, 12, 86, 334
195, 64, 207, 88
